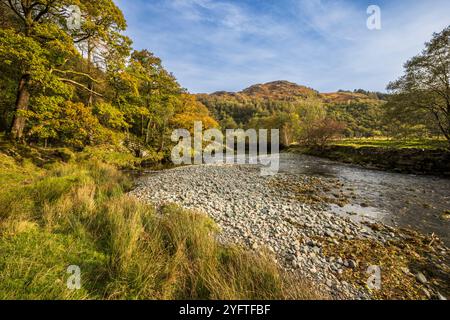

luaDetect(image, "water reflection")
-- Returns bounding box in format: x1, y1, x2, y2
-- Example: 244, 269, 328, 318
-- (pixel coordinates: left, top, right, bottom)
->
278, 153, 450, 245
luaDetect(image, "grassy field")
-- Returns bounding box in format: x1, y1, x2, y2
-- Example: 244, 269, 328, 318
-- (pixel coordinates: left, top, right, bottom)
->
0, 142, 320, 300
331, 138, 449, 150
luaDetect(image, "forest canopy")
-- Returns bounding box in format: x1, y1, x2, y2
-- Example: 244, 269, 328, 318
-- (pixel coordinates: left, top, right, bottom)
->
0, 1, 448, 155
0, 0, 217, 157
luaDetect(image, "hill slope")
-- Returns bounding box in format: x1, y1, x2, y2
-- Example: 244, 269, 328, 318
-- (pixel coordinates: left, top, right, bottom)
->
240, 81, 320, 100
196, 81, 386, 137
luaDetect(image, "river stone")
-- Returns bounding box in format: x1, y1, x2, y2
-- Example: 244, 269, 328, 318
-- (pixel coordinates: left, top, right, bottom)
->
325, 230, 335, 237
416, 272, 427, 284
348, 260, 358, 269
422, 288, 431, 299
437, 292, 447, 300
401, 267, 410, 275
129, 154, 449, 300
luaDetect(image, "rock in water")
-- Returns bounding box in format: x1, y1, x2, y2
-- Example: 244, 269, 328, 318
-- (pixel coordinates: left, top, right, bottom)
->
415, 272, 427, 284
422, 288, 431, 299
437, 292, 447, 300
348, 260, 358, 269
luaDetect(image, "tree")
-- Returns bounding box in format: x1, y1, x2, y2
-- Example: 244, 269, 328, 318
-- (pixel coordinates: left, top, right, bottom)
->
298, 118, 346, 146
94, 102, 128, 130
219, 113, 238, 130
1, 0, 127, 141
387, 26, 450, 142
0, 0, 220, 155
0, 26, 75, 140
248, 112, 299, 147
74, 0, 128, 105
129, 50, 166, 143
170, 94, 219, 134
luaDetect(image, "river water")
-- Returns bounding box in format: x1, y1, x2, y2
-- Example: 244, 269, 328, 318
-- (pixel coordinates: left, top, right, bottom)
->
277, 153, 450, 245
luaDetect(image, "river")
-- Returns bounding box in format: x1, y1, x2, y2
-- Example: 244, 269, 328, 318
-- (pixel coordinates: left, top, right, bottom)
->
133, 152, 450, 298
278, 153, 450, 245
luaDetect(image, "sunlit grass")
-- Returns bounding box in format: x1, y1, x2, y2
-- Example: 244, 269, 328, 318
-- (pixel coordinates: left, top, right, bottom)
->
332, 137, 448, 150
0, 146, 322, 300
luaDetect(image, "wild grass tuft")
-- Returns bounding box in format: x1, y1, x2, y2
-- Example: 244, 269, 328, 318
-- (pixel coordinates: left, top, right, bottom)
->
0, 149, 322, 300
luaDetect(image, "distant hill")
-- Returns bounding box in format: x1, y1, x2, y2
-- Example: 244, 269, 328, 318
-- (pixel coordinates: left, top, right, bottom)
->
199, 81, 384, 104
196, 81, 387, 137
239, 81, 320, 100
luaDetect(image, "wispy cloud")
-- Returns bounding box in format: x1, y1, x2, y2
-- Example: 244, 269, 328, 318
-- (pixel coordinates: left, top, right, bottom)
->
116, 0, 450, 93
171, 0, 248, 29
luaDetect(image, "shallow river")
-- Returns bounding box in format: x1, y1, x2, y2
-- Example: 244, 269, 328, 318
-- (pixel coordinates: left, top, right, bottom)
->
278, 153, 450, 245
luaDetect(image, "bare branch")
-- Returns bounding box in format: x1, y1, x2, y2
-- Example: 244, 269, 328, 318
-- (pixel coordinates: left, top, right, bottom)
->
59, 78, 104, 97
53, 69, 101, 84
6, 0, 25, 22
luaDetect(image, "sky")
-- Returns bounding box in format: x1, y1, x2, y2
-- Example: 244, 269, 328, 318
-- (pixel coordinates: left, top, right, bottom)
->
115, 0, 450, 93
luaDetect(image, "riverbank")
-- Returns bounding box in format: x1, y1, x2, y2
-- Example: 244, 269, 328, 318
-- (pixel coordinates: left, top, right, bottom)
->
289, 144, 450, 176
1, 142, 448, 300
131, 158, 449, 300
0, 144, 320, 300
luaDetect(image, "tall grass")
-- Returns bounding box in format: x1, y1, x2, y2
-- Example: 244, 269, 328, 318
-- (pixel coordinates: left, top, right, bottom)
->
0, 151, 322, 300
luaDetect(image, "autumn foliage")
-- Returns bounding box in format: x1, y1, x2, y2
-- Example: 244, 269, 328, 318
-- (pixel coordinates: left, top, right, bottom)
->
0, 0, 217, 155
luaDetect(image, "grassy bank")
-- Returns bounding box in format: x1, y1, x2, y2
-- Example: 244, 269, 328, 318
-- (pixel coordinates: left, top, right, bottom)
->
331, 138, 449, 150
0, 143, 320, 300
289, 138, 450, 176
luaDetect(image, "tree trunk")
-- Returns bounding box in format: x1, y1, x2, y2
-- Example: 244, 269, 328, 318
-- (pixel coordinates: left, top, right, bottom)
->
447, 103, 450, 143
87, 40, 94, 106
10, 74, 31, 141
145, 119, 152, 144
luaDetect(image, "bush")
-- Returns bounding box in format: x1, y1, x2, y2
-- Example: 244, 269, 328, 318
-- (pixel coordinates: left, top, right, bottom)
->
299, 118, 346, 146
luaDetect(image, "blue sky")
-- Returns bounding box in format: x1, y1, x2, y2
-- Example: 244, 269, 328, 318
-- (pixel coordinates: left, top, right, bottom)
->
115, 0, 450, 93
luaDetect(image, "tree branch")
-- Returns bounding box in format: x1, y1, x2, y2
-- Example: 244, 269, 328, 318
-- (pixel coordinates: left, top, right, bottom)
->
53, 69, 101, 83
59, 78, 103, 97
6, 0, 25, 22
430, 109, 450, 140
33, 3, 50, 22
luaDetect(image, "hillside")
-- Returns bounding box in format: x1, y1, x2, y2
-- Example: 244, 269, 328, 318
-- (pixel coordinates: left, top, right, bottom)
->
240, 81, 320, 100
321, 91, 381, 104
199, 81, 383, 105
197, 81, 387, 138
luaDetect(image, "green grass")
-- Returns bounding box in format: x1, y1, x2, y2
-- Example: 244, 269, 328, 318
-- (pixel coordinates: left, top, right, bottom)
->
78, 146, 141, 170
332, 138, 449, 150
0, 228, 108, 300
0, 145, 321, 300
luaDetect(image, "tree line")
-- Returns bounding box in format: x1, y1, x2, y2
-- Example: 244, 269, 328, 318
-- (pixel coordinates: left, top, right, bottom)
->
0, 1, 448, 153
198, 26, 450, 147
0, 0, 217, 156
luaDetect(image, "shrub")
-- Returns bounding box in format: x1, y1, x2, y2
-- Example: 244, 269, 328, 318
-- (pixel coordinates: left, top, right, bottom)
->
299, 118, 346, 146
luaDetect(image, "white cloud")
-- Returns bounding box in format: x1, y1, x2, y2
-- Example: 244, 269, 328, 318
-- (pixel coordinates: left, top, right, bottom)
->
117, 0, 450, 93
169, 0, 289, 37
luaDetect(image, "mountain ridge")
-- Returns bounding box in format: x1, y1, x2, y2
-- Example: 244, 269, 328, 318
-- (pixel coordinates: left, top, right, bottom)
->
198, 80, 384, 104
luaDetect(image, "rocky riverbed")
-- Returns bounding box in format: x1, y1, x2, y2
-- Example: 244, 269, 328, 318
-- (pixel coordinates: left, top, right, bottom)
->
130, 155, 449, 300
